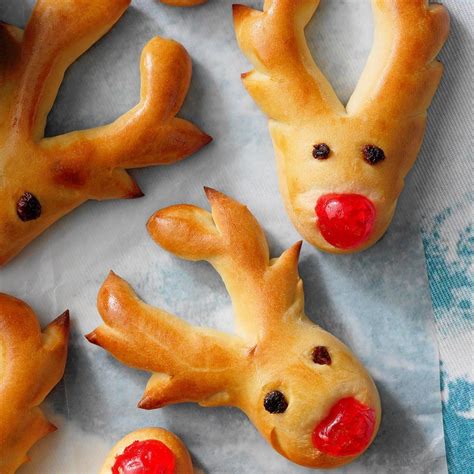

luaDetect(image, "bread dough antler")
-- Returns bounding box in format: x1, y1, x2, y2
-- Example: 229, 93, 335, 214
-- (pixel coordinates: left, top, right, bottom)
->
233, 0, 449, 253
87, 189, 381, 469
0, 0, 211, 266
0, 294, 69, 473
88, 271, 248, 410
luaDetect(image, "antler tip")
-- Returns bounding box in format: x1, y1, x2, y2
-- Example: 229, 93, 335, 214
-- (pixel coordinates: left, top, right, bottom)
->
146, 210, 165, 236
202, 132, 213, 145
232, 3, 253, 20
144, 35, 188, 57
124, 181, 145, 199
232, 3, 245, 13
203, 186, 219, 200
203, 185, 215, 193
129, 190, 145, 199
204, 186, 232, 209
47, 422, 58, 434
138, 395, 158, 410
84, 331, 99, 346
106, 269, 119, 280
53, 309, 70, 329
188, 129, 213, 155
279, 240, 303, 267
294, 240, 303, 254
102, 270, 126, 291
98, 270, 125, 308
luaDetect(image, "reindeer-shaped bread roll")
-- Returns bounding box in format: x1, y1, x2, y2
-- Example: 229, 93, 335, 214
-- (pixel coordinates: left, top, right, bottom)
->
87, 189, 381, 469
0, 0, 211, 266
0, 293, 69, 473
101, 427, 193, 474
233, 0, 449, 253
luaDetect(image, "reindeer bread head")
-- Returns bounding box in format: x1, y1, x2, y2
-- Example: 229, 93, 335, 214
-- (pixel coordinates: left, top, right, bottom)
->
101, 427, 193, 474
0, 0, 211, 266
0, 293, 69, 473
233, 0, 449, 253
87, 189, 381, 469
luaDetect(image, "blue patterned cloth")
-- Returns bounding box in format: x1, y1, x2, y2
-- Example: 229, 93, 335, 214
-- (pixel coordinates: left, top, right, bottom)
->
0, 1, 470, 472
413, 1, 473, 472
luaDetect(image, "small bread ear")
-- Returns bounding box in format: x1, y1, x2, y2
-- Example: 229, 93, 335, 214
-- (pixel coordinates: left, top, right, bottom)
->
147, 203, 223, 261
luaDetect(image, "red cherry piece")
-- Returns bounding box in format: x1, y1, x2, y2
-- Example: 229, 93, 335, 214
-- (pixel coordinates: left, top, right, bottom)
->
112, 439, 176, 474
315, 194, 376, 249
312, 397, 376, 457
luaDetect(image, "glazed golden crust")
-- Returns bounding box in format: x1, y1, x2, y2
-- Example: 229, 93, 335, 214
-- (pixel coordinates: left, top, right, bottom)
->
87, 189, 381, 469
100, 428, 193, 474
0, 0, 211, 266
233, 0, 449, 253
0, 293, 69, 474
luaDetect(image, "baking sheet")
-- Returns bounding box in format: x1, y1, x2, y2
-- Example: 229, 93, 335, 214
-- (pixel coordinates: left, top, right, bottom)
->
0, 1, 447, 472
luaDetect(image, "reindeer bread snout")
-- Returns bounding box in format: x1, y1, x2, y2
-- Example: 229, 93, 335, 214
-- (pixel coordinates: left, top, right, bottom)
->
87, 189, 381, 469
101, 428, 193, 474
0, 294, 69, 473
0, 0, 211, 266
233, 0, 449, 253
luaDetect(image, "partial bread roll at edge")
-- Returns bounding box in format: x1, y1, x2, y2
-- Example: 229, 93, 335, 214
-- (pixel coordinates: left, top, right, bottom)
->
100, 427, 193, 474
0, 293, 69, 474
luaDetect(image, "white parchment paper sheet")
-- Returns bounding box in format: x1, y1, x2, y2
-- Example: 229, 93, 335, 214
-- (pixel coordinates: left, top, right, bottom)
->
0, 1, 447, 472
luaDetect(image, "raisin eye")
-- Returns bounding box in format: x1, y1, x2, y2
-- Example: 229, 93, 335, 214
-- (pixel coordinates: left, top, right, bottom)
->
312, 346, 331, 365
17, 192, 41, 221
312, 143, 330, 160
263, 390, 288, 414
362, 145, 385, 165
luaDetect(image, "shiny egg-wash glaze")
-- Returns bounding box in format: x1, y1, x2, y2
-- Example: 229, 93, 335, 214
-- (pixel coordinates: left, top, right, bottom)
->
233, 0, 449, 253
0, 0, 211, 266
87, 189, 381, 469
0, 294, 69, 474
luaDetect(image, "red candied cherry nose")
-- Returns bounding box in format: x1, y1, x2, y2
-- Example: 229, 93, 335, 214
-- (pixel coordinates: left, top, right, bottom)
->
312, 397, 376, 457
112, 439, 176, 474
315, 194, 376, 249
